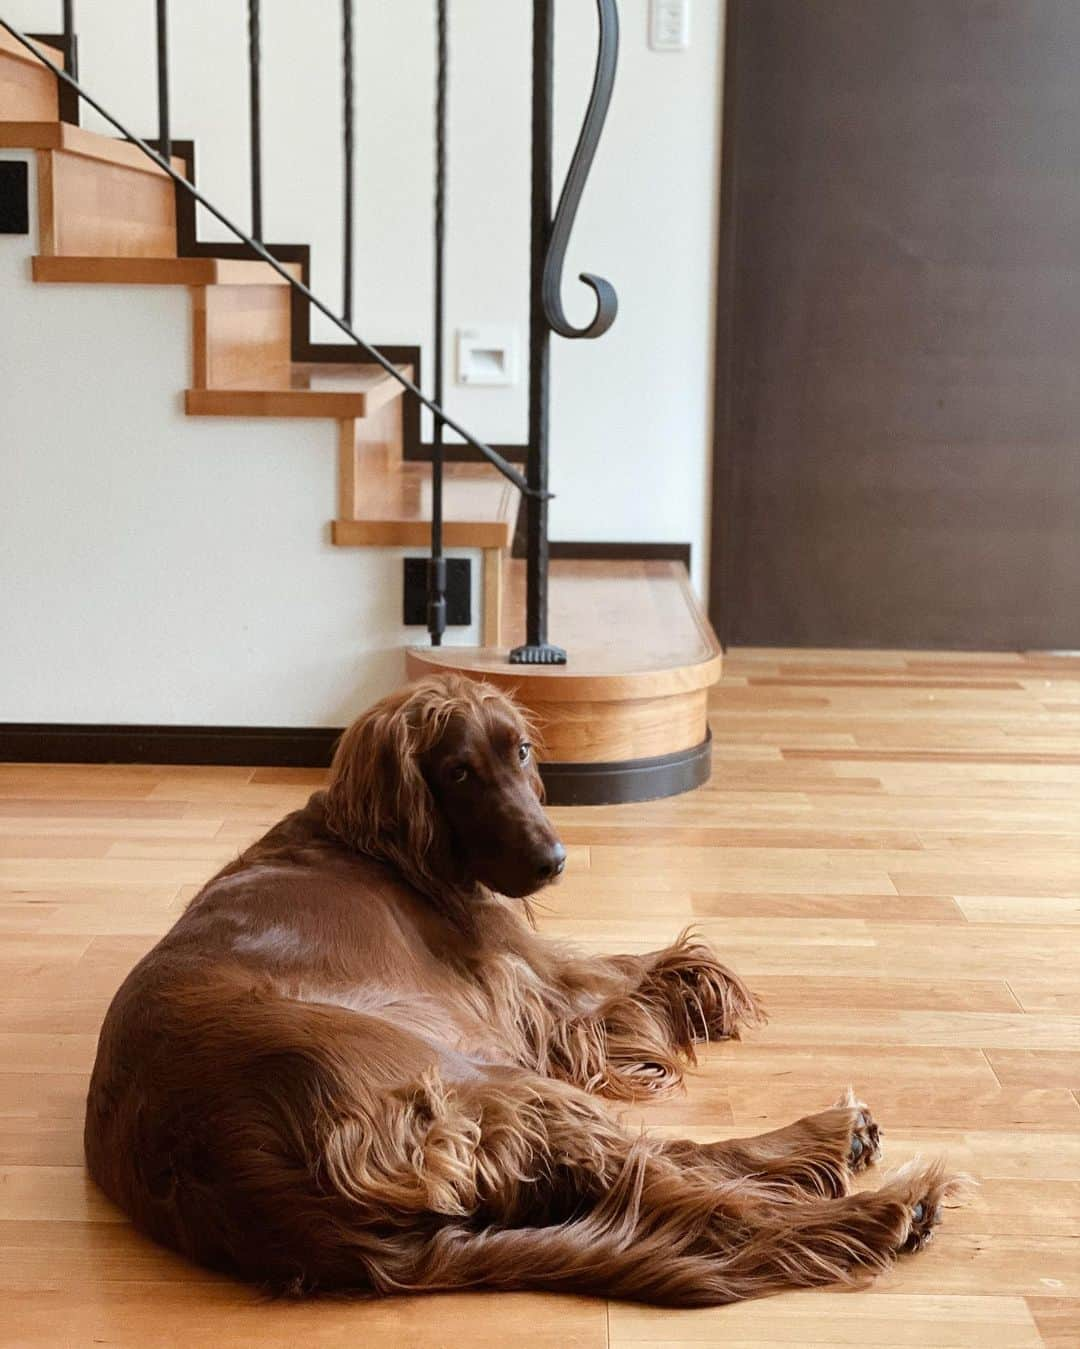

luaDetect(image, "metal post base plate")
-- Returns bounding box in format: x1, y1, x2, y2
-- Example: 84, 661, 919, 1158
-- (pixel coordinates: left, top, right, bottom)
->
508, 643, 568, 665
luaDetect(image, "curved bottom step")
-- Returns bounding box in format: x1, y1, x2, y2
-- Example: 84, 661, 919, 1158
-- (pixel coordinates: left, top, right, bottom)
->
406, 559, 721, 805
538, 730, 713, 806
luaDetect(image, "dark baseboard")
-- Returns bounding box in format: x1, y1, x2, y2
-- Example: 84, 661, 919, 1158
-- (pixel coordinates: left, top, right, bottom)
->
405, 440, 529, 465
548, 541, 691, 568
0, 724, 342, 768
539, 731, 713, 806
1, 724, 713, 805
511, 520, 692, 571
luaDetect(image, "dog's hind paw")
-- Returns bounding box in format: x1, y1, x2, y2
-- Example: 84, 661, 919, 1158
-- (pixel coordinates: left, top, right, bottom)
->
881, 1157, 974, 1256
835, 1088, 882, 1174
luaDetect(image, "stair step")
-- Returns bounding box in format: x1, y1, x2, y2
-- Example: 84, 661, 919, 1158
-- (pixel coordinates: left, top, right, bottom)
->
406, 559, 722, 795
32, 255, 298, 287
3, 122, 182, 258
332, 459, 517, 549
0, 30, 64, 122
0, 29, 64, 67
410, 560, 720, 697
185, 362, 410, 419
0, 121, 183, 178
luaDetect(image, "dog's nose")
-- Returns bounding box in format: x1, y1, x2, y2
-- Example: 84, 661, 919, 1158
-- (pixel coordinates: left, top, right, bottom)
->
536, 841, 567, 883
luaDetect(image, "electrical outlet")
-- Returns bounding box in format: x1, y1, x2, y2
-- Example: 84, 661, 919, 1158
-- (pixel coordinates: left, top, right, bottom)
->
649, 0, 690, 52
402, 557, 472, 627
457, 325, 519, 386
0, 161, 29, 235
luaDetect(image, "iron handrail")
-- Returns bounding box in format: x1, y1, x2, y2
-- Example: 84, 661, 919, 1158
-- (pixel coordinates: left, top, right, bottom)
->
0, 16, 538, 501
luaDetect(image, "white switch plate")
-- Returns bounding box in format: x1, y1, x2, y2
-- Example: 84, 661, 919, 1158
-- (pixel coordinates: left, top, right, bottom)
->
649, 0, 690, 51
456, 325, 519, 387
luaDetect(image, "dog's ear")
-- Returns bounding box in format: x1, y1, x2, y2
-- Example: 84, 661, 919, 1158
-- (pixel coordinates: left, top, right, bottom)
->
325, 692, 470, 922
326, 698, 435, 860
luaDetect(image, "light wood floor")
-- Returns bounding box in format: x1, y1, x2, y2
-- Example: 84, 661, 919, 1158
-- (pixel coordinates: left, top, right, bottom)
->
2, 649, 1078, 1347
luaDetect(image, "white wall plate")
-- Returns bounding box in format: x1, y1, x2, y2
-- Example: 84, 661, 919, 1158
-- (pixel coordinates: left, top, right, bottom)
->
456, 324, 520, 386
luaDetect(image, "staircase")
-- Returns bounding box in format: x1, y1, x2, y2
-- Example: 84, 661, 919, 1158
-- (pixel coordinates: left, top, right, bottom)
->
0, 21, 721, 805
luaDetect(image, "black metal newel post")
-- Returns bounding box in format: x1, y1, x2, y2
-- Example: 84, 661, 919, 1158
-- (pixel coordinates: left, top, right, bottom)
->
154, 1, 170, 163
61, 0, 76, 79
510, 0, 619, 666
247, 0, 263, 242
427, 0, 449, 647
341, 0, 355, 325
510, 0, 561, 664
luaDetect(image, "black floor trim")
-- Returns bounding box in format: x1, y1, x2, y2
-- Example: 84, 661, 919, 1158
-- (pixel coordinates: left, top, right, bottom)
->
539, 730, 712, 806
2, 725, 714, 804
0, 724, 343, 768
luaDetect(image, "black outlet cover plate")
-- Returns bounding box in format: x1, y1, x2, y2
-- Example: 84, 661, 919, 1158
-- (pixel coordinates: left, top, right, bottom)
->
403, 557, 472, 627
0, 161, 29, 235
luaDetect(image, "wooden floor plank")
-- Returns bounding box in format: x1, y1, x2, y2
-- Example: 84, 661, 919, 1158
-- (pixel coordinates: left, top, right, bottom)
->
610, 1292, 1042, 1347
2, 647, 1079, 1343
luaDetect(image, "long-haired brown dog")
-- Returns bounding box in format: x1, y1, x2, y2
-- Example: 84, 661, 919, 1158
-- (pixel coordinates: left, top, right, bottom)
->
86, 676, 963, 1305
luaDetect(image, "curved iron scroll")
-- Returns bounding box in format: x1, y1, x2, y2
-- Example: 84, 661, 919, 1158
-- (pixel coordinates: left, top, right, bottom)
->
541, 0, 619, 340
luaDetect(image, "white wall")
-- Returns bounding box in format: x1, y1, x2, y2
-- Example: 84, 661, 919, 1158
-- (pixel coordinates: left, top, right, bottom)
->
1, 1, 725, 724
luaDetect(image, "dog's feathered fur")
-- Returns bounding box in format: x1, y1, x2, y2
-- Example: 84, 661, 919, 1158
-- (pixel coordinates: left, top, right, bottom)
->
84, 676, 965, 1304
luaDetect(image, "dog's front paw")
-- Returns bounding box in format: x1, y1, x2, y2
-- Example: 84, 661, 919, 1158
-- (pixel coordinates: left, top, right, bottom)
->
651, 936, 766, 1044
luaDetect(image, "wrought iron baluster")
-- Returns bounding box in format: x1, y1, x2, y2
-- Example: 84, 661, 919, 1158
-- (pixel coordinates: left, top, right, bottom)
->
341, 0, 355, 325
247, 0, 263, 241
61, 0, 76, 79
541, 0, 619, 339
154, 1, 171, 162
428, 0, 448, 647
511, 0, 562, 664
511, 0, 620, 665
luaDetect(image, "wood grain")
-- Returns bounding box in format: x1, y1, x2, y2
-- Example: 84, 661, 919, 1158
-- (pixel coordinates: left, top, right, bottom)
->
483, 546, 504, 647
37, 148, 176, 259
0, 28, 65, 69
0, 121, 184, 177
408, 560, 720, 766
331, 409, 514, 549
185, 361, 409, 420
408, 559, 722, 701
32, 256, 299, 287
190, 285, 292, 391
2, 648, 1079, 1344
0, 37, 60, 121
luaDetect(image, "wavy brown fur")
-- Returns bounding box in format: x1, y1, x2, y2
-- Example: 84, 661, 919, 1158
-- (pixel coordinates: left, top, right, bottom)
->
84, 675, 966, 1305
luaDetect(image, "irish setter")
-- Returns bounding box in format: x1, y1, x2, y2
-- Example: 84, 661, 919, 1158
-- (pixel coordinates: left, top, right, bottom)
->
85, 675, 963, 1304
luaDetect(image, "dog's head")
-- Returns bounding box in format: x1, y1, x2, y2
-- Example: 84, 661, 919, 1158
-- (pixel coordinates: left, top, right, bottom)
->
325, 675, 565, 920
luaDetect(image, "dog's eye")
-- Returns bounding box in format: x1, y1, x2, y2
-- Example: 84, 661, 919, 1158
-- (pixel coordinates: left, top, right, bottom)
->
518, 742, 532, 765
449, 764, 469, 784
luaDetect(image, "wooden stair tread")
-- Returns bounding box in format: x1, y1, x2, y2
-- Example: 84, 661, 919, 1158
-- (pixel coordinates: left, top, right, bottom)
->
0, 121, 184, 178
332, 459, 516, 549
32, 255, 298, 287
185, 362, 410, 419
407, 559, 722, 700
0, 29, 63, 67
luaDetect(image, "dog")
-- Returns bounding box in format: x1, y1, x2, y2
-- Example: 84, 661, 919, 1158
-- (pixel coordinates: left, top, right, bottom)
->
84, 675, 963, 1304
